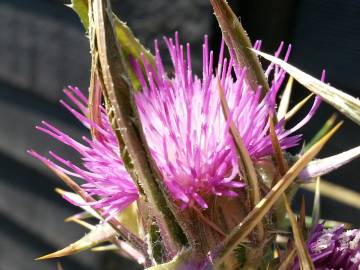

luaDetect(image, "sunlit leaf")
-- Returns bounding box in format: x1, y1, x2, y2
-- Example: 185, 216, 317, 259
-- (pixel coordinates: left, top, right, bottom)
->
254, 49, 360, 125
67, 0, 89, 30
36, 223, 116, 260
284, 196, 315, 270
277, 76, 294, 120
285, 94, 314, 121
65, 212, 93, 223
210, 0, 269, 94
213, 122, 342, 268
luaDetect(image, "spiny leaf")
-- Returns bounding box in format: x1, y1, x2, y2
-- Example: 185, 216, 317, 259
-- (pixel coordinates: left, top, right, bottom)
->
145, 250, 192, 270
213, 122, 342, 268
285, 94, 314, 121
55, 188, 102, 220
67, 0, 89, 30
269, 115, 288, 178
278, 248, 296, 270
254, 49, 360, 125
218, 79, 264, 241
36, 223, 116, 260
301, 178, 360, 209
65, 212, 93, 223
277, 76, 294, 120
300, 145, 360, 180
210, 0, 269, 95
283, 196, 315, 270
91, 244, 118, 252
28, 150, 147, 254
305, 114, 337, 151
91, 0, 186, 250
311, 177, 321, 230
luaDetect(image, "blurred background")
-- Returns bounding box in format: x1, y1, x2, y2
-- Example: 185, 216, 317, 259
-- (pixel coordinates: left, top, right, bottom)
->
0, 0, 359, 269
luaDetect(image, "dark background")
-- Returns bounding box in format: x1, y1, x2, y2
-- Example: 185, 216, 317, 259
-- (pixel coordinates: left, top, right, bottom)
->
0, 0, 359, 269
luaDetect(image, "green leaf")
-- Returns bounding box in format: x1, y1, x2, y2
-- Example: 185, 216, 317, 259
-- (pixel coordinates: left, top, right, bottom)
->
213, 122, 342, 268
254, 49, 360, 125
210, 0, 269, 95
68, 0, 89, 30
305, 114, 337, 151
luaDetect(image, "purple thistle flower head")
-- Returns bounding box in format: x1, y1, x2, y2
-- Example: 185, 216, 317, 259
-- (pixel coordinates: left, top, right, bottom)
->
29, 33, 319, 215
299, 223, 360, 270
133, 33, 319, 209
28, 86, 138, 219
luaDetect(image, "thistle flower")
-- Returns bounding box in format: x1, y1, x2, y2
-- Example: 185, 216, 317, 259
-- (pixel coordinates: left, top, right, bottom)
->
29, 34, 319, 215
28, 86, 138, 219
133, 33, 319, 209
295, 223, 360, 270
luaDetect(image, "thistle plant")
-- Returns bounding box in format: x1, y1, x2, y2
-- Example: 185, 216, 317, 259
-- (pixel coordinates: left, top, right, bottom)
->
28, 0, 360, 269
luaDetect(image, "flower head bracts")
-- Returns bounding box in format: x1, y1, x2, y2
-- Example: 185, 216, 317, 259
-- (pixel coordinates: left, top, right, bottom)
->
28, 86, 138, 219
298, 223, 360, 270
133, 33, 319, 209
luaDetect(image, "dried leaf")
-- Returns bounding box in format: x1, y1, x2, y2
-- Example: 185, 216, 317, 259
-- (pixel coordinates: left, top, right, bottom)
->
210, 0, 269, 94
254, 49, 360, 125
269, 115, 288, 177
36, 223, 116, 260
278, 248, 296, 270
284, 196, 315, 270
277, 76, 294, 120
213, 122, 342, 268
218, 79, 264, 241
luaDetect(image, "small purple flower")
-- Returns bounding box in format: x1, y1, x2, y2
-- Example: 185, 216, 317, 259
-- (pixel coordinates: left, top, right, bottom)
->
133, 33, 319, 209
295, 223, 360, 270
28, 86, 138, 219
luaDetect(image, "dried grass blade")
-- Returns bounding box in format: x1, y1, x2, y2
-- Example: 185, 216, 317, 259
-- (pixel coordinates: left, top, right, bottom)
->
213, 122, 342, 268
